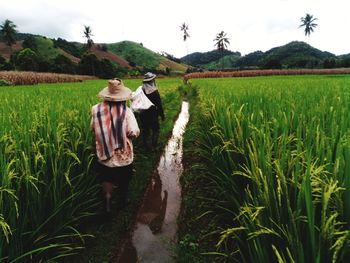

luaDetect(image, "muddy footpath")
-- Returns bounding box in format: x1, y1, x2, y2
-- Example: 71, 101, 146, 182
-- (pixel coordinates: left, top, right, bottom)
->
115, 101, 190, 263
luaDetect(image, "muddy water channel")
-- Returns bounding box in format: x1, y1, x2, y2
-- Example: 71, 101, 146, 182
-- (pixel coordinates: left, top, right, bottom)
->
116, 101, 190, 263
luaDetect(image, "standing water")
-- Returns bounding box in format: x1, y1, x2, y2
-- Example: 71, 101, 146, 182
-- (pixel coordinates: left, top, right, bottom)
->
116, 101, 190, 262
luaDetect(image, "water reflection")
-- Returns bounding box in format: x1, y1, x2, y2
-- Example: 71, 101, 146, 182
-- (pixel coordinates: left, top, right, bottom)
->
138, 173, 168, 234
116, 101, 189, 263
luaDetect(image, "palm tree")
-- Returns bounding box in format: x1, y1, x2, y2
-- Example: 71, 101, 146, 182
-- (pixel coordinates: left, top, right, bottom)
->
214, 31, 230, 70
83, 25, 94, 50
299, 13, 318, 37
0, 19, 17, 49
180, 22, 190, 55
83, 25, 95, 75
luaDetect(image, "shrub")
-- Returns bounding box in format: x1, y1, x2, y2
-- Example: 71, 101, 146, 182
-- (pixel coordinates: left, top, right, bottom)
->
51, 54, 77, 74
78, 52, 100, 76
16, 48, 40, 71
0, 79, 10, 86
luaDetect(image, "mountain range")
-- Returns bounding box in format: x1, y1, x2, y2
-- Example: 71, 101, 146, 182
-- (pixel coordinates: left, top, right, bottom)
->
182, 41, 350, 70
1, 32, 350, 77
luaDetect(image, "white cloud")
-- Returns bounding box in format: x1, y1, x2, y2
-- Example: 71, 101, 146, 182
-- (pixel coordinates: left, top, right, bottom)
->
0, 0, 349, 57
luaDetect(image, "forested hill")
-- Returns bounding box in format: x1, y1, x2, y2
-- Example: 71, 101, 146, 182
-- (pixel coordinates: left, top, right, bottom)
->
182, 41, 350, 70
0, 33, 188, 77
1, 31, 350, 75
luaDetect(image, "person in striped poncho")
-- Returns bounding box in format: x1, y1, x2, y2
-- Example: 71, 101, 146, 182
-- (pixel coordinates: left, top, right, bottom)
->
91, 79, 140, 213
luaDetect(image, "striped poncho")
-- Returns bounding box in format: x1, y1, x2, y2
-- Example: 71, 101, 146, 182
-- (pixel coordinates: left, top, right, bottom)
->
91, 101, 127, 161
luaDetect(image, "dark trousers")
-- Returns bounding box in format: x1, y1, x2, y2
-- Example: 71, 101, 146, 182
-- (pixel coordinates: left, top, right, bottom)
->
140, 107, 160, 149
96, 162, 132, 204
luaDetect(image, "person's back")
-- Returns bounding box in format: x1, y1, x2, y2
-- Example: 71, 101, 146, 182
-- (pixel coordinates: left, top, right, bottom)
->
139, 72, 164, 151
91, 79, 139, 213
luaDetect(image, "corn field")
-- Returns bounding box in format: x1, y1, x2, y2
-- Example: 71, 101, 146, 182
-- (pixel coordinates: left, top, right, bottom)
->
0, 78, 181, 262
185, 69, 350, 81
190, 75, 350, 262
0, 71, 97, 85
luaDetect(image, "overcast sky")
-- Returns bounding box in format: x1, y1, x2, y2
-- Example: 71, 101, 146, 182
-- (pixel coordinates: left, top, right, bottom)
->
0, 0, 349, 57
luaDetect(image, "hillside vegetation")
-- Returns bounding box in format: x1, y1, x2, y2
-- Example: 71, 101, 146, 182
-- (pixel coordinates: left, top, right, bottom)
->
1, 31, 350, 78
0, 33, 188, 79
182, 41, 350, 70
107, 41, 161, 69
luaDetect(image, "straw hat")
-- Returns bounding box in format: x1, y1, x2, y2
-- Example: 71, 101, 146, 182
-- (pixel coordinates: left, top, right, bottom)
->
143, 72, 156, 82
98, 79, 132, 101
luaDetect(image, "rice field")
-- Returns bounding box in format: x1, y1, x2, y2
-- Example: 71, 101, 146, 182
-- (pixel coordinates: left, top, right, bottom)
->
2, 74, 350, 262
0, 78, 181, 262
186, 75, 350, 262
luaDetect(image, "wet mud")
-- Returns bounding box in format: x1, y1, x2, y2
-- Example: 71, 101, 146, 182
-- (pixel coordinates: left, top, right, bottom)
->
116, 101, 190, 263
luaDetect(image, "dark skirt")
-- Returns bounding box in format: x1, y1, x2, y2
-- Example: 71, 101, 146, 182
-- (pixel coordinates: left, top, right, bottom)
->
96, 162, 133, 185
139, 106, 160, 131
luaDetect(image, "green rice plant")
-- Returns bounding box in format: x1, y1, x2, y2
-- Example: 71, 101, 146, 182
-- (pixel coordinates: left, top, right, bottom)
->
0, 78, 181, 262
188, 75, 350, 262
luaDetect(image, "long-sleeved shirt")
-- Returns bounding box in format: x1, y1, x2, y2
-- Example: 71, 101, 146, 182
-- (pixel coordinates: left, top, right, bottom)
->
91, 106, 140, 167
143, 89, 165, 120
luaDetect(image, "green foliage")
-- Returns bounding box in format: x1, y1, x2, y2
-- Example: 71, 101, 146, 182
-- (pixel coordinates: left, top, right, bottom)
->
0, 55, 5, 64
78, 52, 100, 76
0, 55, 12, 70
22, 35, 38, 51
205, 54, 240, 70
96, 44, 108, 52
98, 58, 120, 79
299, 13, 318, 37
1, 79, 180, 262
261, 41, 335, 69
107, 41, 161, 69
78, 53, 127, 78
0, 79, 10, 86
16, 48, 40, 71
184, 41, 345, 70
0, 19, 17, 46
235, 51, 265, 68
182, 49, 240, 67
53, 37, 83, 58
338, 54, 350, 67
33, 36, 60, 60
0, 80, 108, 262
177, 84, 219, 263
0, 32, 40, 41
51, 54, 77, 74
68, 78, 183, 262
161, 51, 182, 64
182, 75, 350, 262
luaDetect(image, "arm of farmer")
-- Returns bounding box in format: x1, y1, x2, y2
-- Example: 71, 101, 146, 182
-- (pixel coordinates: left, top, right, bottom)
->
126, 108, 140, 138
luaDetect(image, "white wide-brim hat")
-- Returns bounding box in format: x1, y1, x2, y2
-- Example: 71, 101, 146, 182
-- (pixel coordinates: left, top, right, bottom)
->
143, 72, 156, 82
98, 78, 132, 101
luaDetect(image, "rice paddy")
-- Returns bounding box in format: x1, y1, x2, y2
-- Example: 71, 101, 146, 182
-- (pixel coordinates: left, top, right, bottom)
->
0, 78, 181, 262
180, 75, 350, 262
1, 74, 350, 262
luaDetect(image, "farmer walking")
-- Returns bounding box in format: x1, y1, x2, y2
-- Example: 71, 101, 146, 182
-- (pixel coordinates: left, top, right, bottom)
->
91, 78, 139, 213
139, 72, 165, 151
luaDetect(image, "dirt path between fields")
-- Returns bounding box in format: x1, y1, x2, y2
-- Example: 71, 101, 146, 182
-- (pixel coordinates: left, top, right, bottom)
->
114, 101, 190, 263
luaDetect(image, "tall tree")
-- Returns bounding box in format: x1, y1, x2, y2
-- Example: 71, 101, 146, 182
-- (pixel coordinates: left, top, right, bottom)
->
0, 19, 17, 49
83, 25, 95, 75
299, 13, 318, 37
180, 22, 190, 55
83, 25, 94, 50
214, 31, 230, 70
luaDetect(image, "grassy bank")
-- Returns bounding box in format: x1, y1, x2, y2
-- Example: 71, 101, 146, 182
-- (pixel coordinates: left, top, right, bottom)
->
177, 83, 224, 263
